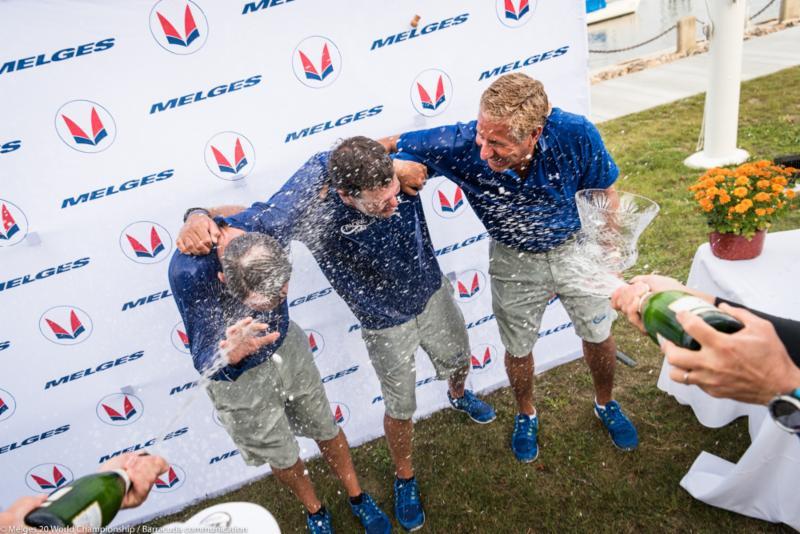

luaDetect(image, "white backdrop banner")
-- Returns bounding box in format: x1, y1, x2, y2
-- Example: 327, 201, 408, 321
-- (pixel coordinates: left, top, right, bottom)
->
0, 0, 589, 526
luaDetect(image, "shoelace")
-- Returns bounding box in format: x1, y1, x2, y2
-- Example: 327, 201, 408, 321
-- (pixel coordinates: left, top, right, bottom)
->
354, 498, 380, 522
515, 417, 536, 437
398, 481, 420, 506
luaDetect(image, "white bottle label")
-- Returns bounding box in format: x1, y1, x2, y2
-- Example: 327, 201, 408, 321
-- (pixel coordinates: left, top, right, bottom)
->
72, 501, 102, 529
46, 486, 72, 503
667, 296, 717, 316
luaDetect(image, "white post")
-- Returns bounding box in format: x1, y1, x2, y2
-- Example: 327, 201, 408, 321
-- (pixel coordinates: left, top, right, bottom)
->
684, 0, 749, 169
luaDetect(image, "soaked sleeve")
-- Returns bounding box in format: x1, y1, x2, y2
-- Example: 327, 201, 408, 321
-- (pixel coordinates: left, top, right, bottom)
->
395, 122, 475, 186
225, 153, 327, 245
168, 259, 235, 381
578, 119, 618, 191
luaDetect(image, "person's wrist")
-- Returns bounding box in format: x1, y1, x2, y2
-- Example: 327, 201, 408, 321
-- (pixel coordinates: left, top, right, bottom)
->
776, 364, 800, 395
183, 207, 210, 222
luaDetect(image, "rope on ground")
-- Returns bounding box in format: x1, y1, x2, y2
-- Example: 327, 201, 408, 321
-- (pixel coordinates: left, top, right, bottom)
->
750, 0, 777, 20
589, 24, 676, 54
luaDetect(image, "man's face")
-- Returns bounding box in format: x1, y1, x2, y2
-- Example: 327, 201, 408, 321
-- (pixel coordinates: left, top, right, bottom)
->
341, 174, 401, 218
475, 111, 539, 173
243, 281, 289, 312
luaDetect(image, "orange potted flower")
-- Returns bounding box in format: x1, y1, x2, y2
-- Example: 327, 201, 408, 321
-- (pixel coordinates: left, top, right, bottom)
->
689, 160, 796, 260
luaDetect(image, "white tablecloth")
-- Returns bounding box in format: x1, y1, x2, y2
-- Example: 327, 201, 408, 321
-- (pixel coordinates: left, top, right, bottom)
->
657, 229, 800, 529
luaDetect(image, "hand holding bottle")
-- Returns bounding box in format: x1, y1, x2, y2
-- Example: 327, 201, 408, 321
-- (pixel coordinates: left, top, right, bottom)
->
101, 453, 169, 509
611, 274, 715, 332
663, 304, 800, 404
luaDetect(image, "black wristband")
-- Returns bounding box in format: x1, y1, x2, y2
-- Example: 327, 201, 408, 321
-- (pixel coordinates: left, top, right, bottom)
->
183, 207, 210, 222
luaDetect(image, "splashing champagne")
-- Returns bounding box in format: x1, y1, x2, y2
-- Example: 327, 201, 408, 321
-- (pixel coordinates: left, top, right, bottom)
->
568, 189, 660, 297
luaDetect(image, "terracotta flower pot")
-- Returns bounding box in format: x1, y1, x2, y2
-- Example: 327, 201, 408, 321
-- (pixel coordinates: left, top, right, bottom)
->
708, 230, 766, 260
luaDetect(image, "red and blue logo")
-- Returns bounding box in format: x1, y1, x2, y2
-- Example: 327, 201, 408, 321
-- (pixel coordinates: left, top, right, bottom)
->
292, 36, 342, 88
149, 1, 208, 54
171, 320, 191, 354
451, 270, 487, 303
470, 344, 498, 372
120, 221, 173, 264
0, 388, 17, 422
153, 464, 186, 492
410, 69, 453, 117
330, 402, 350, 426
496, 0, 535, 27
96, 393, 144, 426
204, 132, 255, 181
25, 464, 74, 493
55, 100, 116, 153
430, 180, 467, 219
39, 306, 93, 346
0, 199, 28, 247
305, 329, 325, 358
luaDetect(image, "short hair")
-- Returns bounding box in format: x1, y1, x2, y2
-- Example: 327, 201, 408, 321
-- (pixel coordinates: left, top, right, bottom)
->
328, 136, 394, 197
479, 73, 551, 143
221, 233, 291, 302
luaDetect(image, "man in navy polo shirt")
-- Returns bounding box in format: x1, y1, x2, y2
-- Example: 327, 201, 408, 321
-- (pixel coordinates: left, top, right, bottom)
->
169, 230, 390, 534
176, 137, 495, 531
381, 72, 639, 461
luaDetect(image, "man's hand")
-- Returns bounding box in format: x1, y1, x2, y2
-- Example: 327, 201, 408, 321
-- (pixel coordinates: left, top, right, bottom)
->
393, 159, 428, 196
0, 494, 47, 532
611, 275, 714, 332
664, 304, 800, 404
176, 213, 220, 255
99, 453, 169, 509
220, 317, 280, 365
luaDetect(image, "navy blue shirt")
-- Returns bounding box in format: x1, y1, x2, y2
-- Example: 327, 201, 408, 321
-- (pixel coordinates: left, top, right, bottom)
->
396, 107, 619, 252
226, 152, 443, 330
168, 251, 290, 382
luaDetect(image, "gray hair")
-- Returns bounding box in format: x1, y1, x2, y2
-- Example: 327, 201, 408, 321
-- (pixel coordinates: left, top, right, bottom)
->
221, 233, 291, 302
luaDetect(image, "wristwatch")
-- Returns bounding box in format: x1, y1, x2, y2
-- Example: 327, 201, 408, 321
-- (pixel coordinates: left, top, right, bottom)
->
767, 387, 800, 434
183, 207, 210, 222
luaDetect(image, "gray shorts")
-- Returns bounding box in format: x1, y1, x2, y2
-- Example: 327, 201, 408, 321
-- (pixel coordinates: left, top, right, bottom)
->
361, 277, 470, 420
205, 321, 339, 469
489, 238, 616, 358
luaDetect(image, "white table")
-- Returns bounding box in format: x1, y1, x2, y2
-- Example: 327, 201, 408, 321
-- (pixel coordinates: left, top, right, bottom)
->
657, 229, 800, 529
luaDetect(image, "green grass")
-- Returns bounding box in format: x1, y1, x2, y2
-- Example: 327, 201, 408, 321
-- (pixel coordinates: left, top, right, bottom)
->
147, 66, 800, 533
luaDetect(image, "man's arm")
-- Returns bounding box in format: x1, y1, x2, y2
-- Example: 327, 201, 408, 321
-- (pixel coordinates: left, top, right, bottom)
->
178, 206, 246, 255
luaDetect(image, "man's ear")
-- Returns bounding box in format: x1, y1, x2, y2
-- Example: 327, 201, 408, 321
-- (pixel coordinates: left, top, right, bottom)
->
337, 189, 354, 208
217, 272, 225, 284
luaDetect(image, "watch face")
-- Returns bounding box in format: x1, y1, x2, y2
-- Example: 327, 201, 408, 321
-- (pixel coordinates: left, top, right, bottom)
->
771, 397, 800, 432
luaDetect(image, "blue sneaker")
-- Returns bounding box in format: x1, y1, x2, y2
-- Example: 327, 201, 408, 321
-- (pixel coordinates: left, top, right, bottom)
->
511, 413, 539, 462
349, 492, 391, 534
306, 507, 334, 533
393, 477, 425, 531
448, 389, 497, 424
594, 400, 639, 451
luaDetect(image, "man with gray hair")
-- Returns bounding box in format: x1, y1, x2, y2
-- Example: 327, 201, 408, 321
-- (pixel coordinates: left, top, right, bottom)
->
381, 72, 639, 462
168, 225, 391, 534
176, 136, 496, 532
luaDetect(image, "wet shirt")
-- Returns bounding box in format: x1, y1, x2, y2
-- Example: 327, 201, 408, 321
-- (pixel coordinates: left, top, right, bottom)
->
168, 251, 290, 382
396, 107, 619, 252
226, 152, 442, 331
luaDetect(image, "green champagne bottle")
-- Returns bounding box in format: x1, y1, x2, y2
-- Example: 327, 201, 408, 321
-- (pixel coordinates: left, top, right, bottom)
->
640, 290, 744, 350
24, 469, 130, 530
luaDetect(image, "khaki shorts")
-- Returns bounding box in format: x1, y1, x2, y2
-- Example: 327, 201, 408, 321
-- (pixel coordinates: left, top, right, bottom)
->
489, 238, 616, 358
361, 277, 470, 420
205, 321, 339, 469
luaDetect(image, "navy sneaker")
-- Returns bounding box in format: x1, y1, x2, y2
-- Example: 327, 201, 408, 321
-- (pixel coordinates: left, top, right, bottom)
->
306, 507, 334, 534
349, 492, 391, 534
393, 477, 425, 531
594, 400, 639, 451
511, 413, 539, 462
448, 389, 497, 424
